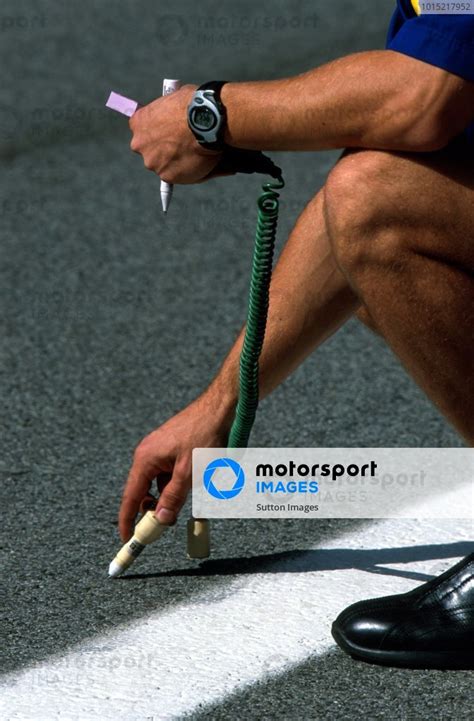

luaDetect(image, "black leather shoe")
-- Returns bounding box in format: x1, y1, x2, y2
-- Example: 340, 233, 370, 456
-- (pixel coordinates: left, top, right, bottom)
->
331, 553, 474, 669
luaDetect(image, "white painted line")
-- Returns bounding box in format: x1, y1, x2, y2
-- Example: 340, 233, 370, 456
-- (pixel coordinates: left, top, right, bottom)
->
1, 510, 471, 720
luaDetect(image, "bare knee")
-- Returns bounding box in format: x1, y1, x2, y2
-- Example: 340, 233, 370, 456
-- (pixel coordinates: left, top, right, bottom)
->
323, 149, 411, 278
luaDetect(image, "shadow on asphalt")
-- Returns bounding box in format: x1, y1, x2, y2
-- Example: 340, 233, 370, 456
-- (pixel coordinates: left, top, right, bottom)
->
119, 540, 473, 582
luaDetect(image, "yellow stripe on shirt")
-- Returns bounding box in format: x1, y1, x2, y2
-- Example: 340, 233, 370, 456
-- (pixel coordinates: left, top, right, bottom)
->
411, 0, 421, 14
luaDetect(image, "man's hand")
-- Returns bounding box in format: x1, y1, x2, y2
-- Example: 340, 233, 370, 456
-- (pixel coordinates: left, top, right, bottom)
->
129, 84, 225, 184
118, 391, 235, 541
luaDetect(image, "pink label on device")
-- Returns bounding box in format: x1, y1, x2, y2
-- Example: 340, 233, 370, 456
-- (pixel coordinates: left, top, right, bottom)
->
105, 91, 138, 117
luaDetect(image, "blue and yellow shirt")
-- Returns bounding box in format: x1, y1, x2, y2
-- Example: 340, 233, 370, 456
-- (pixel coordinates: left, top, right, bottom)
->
386, 0, 474, 144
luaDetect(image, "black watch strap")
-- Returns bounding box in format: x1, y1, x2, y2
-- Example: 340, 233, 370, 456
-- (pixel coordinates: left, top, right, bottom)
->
197, 80, 228, 98
193, 81, 283, 179
195, 80, 228, 150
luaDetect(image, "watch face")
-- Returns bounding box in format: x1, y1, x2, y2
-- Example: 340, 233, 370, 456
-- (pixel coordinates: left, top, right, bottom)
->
191, 106, 217, 131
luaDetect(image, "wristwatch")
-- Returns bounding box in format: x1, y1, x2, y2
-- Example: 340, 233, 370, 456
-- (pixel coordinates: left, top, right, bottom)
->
187, 80, 229, 151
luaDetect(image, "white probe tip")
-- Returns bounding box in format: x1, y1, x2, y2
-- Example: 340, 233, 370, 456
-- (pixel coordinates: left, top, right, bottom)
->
108, 560, 124, 578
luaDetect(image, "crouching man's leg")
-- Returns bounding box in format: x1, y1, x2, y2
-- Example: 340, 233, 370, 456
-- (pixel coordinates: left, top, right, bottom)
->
323, 142, 474, 669
324, 144, 474, 444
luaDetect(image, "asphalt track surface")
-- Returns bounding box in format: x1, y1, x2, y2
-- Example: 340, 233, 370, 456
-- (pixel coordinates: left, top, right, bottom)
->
1, 1, 472, 719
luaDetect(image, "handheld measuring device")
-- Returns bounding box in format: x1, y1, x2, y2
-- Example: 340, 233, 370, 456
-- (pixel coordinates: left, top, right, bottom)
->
106, 79, 285, 576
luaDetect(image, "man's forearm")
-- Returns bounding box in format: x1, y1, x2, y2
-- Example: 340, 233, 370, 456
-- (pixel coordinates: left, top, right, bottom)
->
221, 50, 448, 153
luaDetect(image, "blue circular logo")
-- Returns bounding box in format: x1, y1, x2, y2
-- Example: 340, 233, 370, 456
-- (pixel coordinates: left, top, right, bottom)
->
203, 457, 245, 500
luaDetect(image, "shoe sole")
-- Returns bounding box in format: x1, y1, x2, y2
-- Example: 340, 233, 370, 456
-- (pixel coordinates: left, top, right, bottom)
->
331, 624, 474, 670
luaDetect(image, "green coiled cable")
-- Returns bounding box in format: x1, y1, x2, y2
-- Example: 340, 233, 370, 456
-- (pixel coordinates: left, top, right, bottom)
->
227, 175, 285, 448
188, 161, 284, 559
